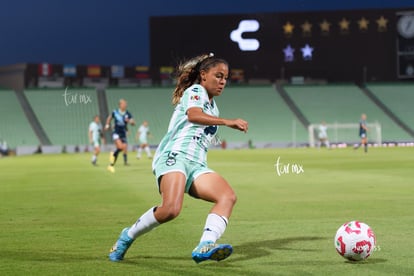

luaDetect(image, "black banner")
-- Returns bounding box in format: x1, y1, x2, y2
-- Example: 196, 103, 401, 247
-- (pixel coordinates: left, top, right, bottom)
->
150, 8, 412, 82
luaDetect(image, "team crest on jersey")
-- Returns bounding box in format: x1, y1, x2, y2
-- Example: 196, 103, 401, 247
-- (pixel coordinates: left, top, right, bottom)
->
166, 151, 178, 166
166, 158, 176, 166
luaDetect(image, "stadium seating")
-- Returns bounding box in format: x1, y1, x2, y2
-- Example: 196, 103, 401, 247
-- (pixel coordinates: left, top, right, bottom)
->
24, 88, 99, 145
0, 89, 39, 147
105, 86, 308, 145
367, 84, 414, 131
4, 84, 412, 148
284, 84, 413, 142
105, 87, 173, 144
217, 86, 308, 144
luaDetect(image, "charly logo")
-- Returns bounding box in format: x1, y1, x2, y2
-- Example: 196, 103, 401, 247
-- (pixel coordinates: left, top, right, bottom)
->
230, 19, 260, 51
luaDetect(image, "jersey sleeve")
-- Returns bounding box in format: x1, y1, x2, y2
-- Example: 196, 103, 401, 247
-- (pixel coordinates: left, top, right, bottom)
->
182, 84, 209, 112
126, 111, 133, 120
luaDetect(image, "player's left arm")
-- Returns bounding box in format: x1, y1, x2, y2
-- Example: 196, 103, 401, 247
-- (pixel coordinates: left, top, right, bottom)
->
129, 118, 136, 126
125, 111, 136, 126
135, 130, 140, 143
104, 114, 113, 130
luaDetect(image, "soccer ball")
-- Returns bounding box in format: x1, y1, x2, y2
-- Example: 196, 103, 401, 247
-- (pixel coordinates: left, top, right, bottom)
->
334, 221, 376, 261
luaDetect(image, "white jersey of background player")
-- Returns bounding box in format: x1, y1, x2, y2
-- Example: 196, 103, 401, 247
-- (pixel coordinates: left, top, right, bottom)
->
89, 115, 103, 165
136, 121, 152, 159
317, 121, 330, 149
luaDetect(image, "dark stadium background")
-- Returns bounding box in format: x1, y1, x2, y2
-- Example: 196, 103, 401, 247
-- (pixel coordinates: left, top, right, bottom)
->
0, 0, 412, 66
0, 0, 413, 152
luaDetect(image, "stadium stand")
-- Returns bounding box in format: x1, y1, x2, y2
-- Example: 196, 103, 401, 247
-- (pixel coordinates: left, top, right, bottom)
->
105, 88, 173, 145
24, 88, 99, 145
5, 84, 411, 149
0, 89, 39, 147
284, 84, 413, 142
217, 86, 308, 144
105, 86, 307, 145
367, 84, 414, 133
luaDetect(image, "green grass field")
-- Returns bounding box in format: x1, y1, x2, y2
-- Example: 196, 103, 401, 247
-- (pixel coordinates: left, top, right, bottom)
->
1, 148, 413, 275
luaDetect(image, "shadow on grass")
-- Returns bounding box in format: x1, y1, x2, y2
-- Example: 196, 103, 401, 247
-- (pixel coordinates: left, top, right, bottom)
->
0, 250, 101, 263
121, 236, 325, 265
231, 236, 325, 262
7, 236, 381, 270
344, 258, 387, 264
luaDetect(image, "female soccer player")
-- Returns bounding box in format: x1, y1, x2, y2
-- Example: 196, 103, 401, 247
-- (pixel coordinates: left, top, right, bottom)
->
88, 115, 103, 165
317, 121, 330, 149
108, 53, 248, 263
105, 99, 135, 172
136, 120, 152, 159
354, 113, 368, 152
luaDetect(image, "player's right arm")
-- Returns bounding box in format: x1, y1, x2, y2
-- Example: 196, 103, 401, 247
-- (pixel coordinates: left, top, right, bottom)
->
88, 128, 93, 144
187, 107, 248, 133
184, 84, 248, 132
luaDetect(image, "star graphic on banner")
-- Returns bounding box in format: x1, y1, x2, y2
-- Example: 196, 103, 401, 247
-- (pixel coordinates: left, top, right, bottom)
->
358, 17, 369, 31
283, 21, 294, 35
283, 45, 295, 62
320, 19, 331, 33
301, 44, 314, 60
339, 18, 350, 31
301, 21, 312, 34
376, 16, 388, 32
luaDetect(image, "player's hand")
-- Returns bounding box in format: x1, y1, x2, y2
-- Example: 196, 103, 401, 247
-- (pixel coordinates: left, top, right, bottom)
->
104, 124, 110, 130
225, 119, 249, 133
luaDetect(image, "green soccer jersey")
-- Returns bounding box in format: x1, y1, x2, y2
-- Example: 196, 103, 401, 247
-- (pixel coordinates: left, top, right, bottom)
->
89, 121, 102, 142
153, 84, 220, 166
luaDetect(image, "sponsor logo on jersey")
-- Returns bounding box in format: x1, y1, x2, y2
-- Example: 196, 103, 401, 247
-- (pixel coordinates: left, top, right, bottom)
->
190, 95, 200, 101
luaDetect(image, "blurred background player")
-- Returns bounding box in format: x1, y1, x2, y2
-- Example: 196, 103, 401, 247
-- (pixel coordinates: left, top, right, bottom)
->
0, 138, 9, 157
136, 120, 152, 159
317, 121, 330, 149
354, 113, 368, 153
105, 99, 135, 172
88, 115, 103, 165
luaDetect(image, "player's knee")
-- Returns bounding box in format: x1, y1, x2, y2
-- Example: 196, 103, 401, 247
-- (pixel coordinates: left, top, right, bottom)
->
229, 192, 237, 206
157, 204, 182, 222
222, 190, 237, 206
